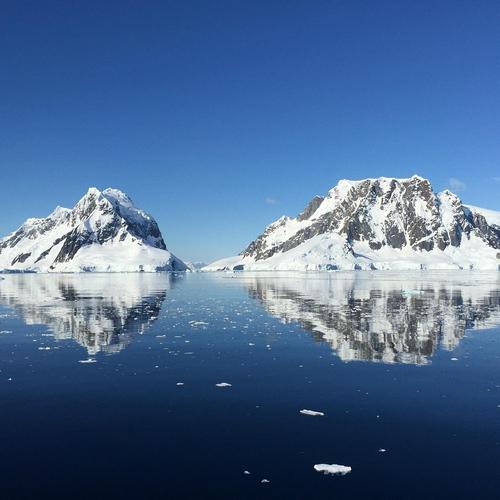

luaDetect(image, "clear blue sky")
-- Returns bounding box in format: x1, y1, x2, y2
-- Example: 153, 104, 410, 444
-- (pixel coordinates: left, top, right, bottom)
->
1, 0, 499, 262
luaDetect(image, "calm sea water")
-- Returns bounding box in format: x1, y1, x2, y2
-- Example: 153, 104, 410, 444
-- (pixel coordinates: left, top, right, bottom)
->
0, 271, 499, 499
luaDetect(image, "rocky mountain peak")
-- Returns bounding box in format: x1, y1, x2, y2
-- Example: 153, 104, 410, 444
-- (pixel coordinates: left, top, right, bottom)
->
199, 175, 500, 271
0, 187, 185, 273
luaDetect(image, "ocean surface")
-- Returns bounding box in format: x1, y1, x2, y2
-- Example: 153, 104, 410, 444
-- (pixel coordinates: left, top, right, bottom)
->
0, 271, 499, 499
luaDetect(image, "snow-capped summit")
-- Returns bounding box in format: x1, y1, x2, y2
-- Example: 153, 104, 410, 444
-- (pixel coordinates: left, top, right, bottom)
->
0, 187, 187, 273
205, 175, 500, 271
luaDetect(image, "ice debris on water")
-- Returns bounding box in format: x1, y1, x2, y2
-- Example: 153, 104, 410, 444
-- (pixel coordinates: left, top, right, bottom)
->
78, 358, 97, 364
300, 409, 325, 416
378, 448, 387, 453
314, 464, 351, 476
189, 321, 208, 328
261, 479, 270, 484
215, 382, 232, 387
176, 382, 184, 386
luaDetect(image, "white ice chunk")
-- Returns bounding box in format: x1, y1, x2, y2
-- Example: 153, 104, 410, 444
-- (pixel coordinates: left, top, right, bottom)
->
300, 409, 325, 416
314, 464, 351, 476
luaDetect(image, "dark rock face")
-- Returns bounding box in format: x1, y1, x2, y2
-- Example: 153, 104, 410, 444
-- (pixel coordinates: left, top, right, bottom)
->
297, 195, 324, 221
54, 229, 93, 263
11, 252, 31, 265
242, 176, 500, 261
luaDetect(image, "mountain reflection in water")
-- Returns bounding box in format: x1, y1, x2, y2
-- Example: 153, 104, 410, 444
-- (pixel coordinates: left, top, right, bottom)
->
0, 273, 178, 354
1, 271, 500, 365
244, 272, 500, 365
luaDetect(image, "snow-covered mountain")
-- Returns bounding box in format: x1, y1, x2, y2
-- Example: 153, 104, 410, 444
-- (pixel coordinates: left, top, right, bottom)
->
185, 261, 208, 272
205, 175, 500, 271
0, 187, 187, 272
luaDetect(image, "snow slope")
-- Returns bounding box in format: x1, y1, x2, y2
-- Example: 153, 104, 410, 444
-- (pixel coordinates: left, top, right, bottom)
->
466, 205, 500, 227
204, 176, 500, 271
0, 187, 187, 273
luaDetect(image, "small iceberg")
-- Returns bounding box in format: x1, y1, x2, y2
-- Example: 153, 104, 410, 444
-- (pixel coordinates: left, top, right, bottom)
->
215, 382, 232, 387
189, 321, 209, 328
300, 409, 325, 416
314, 464, 351, 476
78, 358, 97, 364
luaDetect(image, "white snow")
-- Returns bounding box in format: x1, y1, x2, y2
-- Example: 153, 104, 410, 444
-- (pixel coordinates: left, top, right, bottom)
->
466, 205, 500, 226
202, 255, 247, 272
314, 464, 352, 476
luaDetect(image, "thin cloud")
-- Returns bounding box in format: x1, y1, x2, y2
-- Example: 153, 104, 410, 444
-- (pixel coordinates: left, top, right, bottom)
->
265, 197, 278, 205
448, 177, 466, 193
493, 177, 500, 182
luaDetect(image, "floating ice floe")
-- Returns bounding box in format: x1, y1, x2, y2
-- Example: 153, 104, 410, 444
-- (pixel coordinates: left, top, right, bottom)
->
37, 346, 51, 350
451, 357, 458, 361
189, 321, 209, 327
314, 464, 351, 476
378, 448, 387, 453
261, 479, 270, 484
78, 358, 97, 364
176, 382, 184, 386
215, 382, 232, 387
300, 409, 325, 416
243, 470, 251, 475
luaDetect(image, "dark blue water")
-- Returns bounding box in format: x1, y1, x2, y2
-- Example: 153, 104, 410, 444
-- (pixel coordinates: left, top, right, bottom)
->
0, 272, 499, 499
